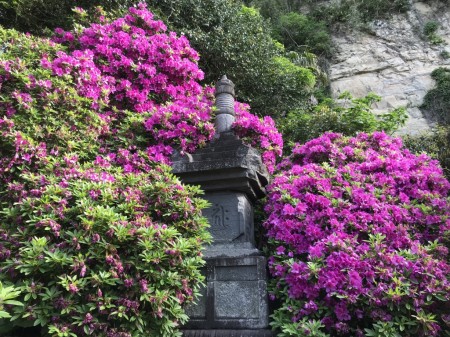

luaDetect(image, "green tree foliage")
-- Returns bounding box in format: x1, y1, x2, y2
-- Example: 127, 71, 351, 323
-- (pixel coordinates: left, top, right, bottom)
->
245, 1, 331, 56
146, 0, 316, 117
279, 92, 407, 151
245, 0, 331, 93
0, 0, 132, 35
243, 0, 303, 20
273, 12, 332, 56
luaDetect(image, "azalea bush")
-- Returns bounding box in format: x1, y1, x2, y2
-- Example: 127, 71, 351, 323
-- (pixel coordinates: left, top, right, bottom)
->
0, 156, 210, 337
50, 4, 216, 158
0, 4, 282, 336
48, 4, 282, 167
0, 27, 105, 186
0, 9, 212, 336
0, 3, 282, 204
264, 132, 450, 337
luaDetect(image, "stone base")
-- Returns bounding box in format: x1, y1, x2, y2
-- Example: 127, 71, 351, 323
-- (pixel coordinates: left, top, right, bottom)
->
182, 330, 275, 337
184, 255, 269, 330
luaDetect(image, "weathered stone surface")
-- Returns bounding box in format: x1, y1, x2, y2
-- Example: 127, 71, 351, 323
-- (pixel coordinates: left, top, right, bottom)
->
215, 281, 260, 319
215, 75, 236, 134
184, 256, 269, 330
172, 133, 269, 202
202, 192, 253, 244
182, 330, 275, 337
175, 76, 270, 333
202, 242, 261, 259
328, 0, 450, 135
215, 265, 257, 281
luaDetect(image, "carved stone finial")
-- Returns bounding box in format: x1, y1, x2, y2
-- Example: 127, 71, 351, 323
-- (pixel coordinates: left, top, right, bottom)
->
214, 75, 235, 135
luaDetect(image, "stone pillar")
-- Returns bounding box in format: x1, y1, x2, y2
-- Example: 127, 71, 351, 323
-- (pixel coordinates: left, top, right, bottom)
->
172, 76, 273, 337
214, 75, 236, 135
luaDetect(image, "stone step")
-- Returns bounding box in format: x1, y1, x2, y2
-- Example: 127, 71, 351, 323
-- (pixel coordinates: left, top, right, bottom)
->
182, 330, 275, 337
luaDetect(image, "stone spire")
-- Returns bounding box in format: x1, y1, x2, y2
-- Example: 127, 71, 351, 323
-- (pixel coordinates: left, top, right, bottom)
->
214, 75, 235, 134
172, 76, 272, 336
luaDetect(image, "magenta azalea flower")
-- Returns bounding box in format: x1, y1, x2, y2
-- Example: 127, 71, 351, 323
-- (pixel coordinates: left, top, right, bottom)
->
265, 132, 450, 336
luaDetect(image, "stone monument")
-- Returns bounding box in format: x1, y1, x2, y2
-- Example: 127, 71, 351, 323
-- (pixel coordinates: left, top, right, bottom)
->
172, 76, 273, 337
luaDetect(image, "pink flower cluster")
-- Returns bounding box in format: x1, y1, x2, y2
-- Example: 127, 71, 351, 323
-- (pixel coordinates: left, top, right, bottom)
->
265, 132, 450, 336
48, 3, 281, 168
51, 3, 215, 157
233, 102, 283, 173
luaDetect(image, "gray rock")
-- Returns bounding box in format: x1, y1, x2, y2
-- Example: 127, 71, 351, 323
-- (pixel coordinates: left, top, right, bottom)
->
329, 0, 450, 135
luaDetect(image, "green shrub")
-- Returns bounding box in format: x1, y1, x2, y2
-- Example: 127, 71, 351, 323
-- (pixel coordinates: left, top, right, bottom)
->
309, 0, 410, 29
424, 21, 440, 36
422, 67, 450, 124
402, 126, 450, 177
0, 27, 104, 152
355, 0, 410, 21
423, 21, 444, 45
0, 282, 23, 319
273, 12, 332, 56
279, 91, 407, 151
265, 132, 450, 337
0, 10, 213, 335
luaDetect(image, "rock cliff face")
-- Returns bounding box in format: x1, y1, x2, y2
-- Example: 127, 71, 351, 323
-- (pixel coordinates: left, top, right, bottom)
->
329, 0, 450, 134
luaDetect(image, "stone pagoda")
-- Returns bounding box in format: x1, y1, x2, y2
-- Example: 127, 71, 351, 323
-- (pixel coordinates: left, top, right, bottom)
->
172, 76, 273, 337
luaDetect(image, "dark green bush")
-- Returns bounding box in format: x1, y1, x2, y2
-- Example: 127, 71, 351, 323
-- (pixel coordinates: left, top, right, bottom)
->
403, 126, 450, 177
423, 21, 444, 44
424, 21, 440, 36
274, 12, 332, 56
309, 0, 410, 29
422, 67, 450, 124
0, 0, 134, 35
441, 50, 450, 59
0, 158, 210, 337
